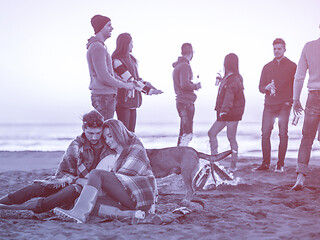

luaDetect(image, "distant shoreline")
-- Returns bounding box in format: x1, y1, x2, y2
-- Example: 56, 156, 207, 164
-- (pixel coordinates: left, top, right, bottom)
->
0, 151, 64, 172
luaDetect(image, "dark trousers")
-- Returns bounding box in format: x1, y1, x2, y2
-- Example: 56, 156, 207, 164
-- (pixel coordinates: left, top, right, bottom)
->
261, 103, 292, 167
116, 106, 137, 132
176, 102, 195, 145
7, 182, 79, 213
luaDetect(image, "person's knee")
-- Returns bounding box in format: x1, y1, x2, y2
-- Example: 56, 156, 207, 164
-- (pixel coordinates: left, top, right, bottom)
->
66, 184, 80, 196
178, 107, 187, 119
208, 127, 218, 138
32, 198, 45, 213
88, 169, 114, 188
89, 169, 104, 178
181, 116, 188, 126
279, 132, 288, 140
261, 131, 271, 139
261, 123, 273, 136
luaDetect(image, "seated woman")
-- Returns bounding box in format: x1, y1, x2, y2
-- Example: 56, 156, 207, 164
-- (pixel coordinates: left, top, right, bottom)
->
53, 119, 157, 223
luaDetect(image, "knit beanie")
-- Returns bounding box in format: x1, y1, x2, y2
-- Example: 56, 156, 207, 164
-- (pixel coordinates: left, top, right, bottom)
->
91, 15, 111, 34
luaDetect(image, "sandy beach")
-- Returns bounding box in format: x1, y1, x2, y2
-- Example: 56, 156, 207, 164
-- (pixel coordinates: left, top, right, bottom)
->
1, 151, 320, 240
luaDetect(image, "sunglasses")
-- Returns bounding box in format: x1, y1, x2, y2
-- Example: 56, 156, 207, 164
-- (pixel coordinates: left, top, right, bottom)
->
83, 121, 103, 128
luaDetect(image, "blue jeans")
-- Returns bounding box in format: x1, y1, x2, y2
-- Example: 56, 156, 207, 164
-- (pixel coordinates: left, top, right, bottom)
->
91, 94, 116, 120
176, 102, 195, 146
116, 106, 137, 132
297, 91, 320, 175
261, 103, 292, 167
7, 182, 79, 213
208, 120, 239, 155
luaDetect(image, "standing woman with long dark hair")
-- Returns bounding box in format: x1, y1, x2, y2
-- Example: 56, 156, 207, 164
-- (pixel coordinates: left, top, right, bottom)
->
208, 53, 245, 171
112, 33, 162, 132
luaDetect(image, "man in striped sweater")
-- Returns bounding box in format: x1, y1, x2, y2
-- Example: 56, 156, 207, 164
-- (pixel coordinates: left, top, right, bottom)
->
292, 26, 320, 190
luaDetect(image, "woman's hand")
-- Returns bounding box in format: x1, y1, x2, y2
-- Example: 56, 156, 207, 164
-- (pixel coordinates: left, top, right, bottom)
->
150, 89, 163, 95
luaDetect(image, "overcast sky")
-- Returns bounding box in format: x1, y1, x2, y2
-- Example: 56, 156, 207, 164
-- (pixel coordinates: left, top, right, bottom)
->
0, 0, 319, 124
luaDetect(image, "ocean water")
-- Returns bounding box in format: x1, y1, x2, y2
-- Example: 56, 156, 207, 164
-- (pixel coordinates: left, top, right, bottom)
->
0, 121, 319, 159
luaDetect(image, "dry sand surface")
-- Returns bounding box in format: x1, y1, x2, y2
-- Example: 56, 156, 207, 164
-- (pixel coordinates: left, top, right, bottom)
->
1, 151, 320, 240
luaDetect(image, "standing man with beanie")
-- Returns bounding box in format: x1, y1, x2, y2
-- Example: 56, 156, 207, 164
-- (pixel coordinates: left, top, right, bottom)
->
172, 43, 201, 146
255, 38, 297, 172
292, 26, 320, 190
87, 15, 134, 120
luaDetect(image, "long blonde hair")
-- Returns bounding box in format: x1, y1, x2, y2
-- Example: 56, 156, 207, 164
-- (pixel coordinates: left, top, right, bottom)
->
103, 119, 134, 146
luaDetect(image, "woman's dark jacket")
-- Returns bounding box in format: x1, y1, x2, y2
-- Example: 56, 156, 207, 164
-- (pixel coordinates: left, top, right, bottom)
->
215, 73, 245, 121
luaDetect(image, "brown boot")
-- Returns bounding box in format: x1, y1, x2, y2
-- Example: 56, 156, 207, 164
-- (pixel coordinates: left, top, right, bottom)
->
0, 195, 11, 205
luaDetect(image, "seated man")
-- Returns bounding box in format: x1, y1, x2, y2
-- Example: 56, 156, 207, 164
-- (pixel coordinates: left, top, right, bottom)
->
0, 110, 112, 213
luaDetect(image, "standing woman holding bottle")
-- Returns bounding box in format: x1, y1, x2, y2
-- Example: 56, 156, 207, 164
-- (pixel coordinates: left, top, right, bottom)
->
112, 33, 162, 132
208, 53, 245, 171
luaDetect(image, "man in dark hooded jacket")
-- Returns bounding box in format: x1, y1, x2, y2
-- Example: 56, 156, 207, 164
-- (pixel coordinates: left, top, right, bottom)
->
172, 43, 201, 146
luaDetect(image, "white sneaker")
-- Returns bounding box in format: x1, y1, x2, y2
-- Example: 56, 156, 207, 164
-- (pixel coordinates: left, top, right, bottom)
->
274, 166, 284, 173
291, 173, 305, 191
179, 133, 193, 146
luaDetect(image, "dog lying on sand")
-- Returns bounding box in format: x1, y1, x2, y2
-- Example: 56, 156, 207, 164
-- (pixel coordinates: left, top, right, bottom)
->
146, 146, 232, 203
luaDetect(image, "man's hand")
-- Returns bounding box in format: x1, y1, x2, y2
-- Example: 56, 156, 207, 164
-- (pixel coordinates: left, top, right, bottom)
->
265, 82, 276, 95
195, 82, 201, 90
75, 178, 88, 187
293, 100, 303, 114
219, 112, 227, 118
123, 82, 135, 90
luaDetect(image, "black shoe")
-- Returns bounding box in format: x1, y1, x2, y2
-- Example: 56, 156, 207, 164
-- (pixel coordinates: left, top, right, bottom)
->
253, 165, 269, 171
